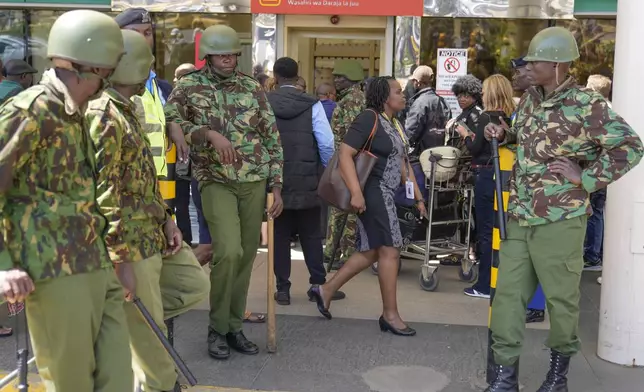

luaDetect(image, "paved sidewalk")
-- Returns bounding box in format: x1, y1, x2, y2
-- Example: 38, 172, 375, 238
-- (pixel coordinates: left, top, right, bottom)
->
1, 258, 642, 391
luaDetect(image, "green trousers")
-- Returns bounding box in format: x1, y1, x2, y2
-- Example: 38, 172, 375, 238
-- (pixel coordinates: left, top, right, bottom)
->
490, 216, 587, 365
125, 242, 210, 392
323, 206, 357, 264
26, 268, 133, 392
201, 180, 266, 334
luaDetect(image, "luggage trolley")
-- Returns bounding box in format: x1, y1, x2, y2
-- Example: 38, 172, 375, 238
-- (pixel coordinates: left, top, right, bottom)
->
412, 146, 476, 291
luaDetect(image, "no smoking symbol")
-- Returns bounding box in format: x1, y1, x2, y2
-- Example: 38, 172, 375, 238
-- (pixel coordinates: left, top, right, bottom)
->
444, 57, 460, 73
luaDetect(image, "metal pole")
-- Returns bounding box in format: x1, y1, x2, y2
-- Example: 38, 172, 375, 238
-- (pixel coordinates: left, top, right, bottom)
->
132, 297, 197, 386
0, 358, 35, 389
266, 193, 277, 353
486, 146, 515, 382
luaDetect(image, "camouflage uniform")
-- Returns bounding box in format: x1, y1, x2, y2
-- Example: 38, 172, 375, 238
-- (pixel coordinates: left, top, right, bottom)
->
488, 27, 643, 391
165, 25, 283, 358
324, 67, 366, 267
0, 10, 133, 391
87, 30, 209, 392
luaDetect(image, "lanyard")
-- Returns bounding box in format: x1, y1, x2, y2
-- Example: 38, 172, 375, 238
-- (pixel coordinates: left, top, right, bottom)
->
380, 113, 408, 147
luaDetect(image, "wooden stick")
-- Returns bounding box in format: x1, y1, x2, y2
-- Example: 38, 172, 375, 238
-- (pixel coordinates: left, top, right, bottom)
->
266, 193, 277, 353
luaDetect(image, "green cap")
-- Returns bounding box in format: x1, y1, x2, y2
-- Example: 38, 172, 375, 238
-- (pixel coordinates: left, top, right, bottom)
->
523, 26, 580, 63
198, 25, 242, 60
332, 59, 364, 82
111, 30, 154, 85
47, 10, 125, 69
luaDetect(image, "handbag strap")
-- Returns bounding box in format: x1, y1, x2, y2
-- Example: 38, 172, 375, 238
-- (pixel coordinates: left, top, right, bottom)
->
359, 109, 379, 153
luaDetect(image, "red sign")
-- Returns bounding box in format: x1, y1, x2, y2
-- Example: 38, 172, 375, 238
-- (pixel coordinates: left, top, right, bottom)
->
444, 57, 460, 73
195, 32, 206, 70
250, 0, 423, 16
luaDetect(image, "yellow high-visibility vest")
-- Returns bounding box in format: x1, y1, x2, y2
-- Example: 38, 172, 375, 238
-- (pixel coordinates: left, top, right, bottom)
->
140, 79, 167, 177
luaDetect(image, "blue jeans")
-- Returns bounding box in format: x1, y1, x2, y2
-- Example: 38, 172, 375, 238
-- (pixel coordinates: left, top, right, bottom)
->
584, 188, 606, 263
528, 285, 545, 310
191, 179, 212, 244
473, 167, 495, 295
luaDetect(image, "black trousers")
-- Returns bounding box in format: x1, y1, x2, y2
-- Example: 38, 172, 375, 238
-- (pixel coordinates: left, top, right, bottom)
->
274, 207, 326, 293
174, 178, 192, 245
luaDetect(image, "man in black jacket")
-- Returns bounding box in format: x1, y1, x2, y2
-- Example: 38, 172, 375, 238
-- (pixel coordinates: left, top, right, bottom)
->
404, 65, 452, 156
267, 57, 346, 305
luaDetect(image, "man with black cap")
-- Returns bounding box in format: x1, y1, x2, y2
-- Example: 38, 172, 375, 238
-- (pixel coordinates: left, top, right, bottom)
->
114, 8, 176, 201
510, 57, 530, 105
0, 59, 37, 104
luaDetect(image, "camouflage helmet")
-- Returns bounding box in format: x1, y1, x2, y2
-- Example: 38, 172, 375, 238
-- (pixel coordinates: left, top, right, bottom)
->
198, 25, 241, 60
47, 10, 124, 69
332, 59, 365, 82
523, 26, 580, 63
111, 30, 154, 85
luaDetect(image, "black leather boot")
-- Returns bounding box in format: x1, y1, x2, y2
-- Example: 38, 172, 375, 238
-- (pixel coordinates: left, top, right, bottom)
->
485, 363, 519, 392
207, 327, 230, 360
537, 350, 571, 392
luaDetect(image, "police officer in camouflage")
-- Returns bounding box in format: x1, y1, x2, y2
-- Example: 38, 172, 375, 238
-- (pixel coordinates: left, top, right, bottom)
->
323, 59, 366, 269
484, 27, 644, 392
0, 10, 134, 391
87, 30, 210, 392
165, 24, 284, 360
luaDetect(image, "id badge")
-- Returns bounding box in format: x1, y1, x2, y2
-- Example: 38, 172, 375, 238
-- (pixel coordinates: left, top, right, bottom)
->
405, 180, 414, 199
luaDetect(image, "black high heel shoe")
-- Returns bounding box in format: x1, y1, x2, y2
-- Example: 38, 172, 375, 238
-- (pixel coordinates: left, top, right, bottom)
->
308, 285, 332, 320
378, 316, 416, 336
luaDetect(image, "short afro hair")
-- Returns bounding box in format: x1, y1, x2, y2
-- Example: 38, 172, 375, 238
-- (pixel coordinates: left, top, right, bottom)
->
452, 74, 483, 100
273, 57, 298, 79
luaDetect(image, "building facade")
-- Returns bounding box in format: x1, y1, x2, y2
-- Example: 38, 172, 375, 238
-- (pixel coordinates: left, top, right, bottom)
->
0, 0, 618, 92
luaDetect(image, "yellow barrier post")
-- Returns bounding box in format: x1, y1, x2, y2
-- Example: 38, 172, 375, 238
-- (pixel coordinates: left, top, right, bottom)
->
160, 142, 177, 345
486, 146, 514, 383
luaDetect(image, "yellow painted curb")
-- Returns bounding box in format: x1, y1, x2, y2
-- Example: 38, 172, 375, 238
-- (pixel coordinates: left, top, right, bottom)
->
0, 373, 287, 392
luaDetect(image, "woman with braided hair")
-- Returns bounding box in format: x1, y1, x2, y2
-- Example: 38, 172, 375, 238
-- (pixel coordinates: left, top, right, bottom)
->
309, 76, 426, 336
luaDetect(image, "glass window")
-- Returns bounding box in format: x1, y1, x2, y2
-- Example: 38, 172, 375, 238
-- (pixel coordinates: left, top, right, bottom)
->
419, 17, 616, 90
420, 18, 549, 81
152, 13, 253, 83
555, 18, 616, 89
28, 10, 118, 83
0, 10, 26, 73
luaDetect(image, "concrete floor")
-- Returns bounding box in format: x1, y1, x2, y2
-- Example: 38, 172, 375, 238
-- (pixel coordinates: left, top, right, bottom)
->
1, 248, 642, 391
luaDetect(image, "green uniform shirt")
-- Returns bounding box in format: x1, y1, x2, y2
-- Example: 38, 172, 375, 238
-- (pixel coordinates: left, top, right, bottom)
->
506, 77, 644, 226
0, 69, 110, 281
87, 88, 169, 264
164, 67, 283, 188
331, 82, 366, 150
0, 80, 23, 105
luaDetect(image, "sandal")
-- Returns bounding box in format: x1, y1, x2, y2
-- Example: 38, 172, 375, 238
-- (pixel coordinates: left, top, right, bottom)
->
0, 325, 12, 337
243, 311, 266, 324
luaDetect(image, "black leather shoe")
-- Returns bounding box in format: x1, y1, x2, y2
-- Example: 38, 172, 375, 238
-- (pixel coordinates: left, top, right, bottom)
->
226, 331, 259, 355
485, 363, 519, 392
274, 291, 290, 305
526, 308, 545, 323
308, 285, 346, 302
378, 316, 416, 336
207, 328, 230, 360
307, 285, 331, 319
537, 350, 571, 392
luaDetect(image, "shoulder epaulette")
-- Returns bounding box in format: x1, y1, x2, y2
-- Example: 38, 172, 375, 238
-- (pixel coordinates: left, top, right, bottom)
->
182, 68, 202, 79
12, 86, 46, 111
87, 91, 112, 112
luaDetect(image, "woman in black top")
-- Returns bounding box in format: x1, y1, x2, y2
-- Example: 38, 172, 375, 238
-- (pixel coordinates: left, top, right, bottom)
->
310, 77, 426, 336
455, 74, 515, 298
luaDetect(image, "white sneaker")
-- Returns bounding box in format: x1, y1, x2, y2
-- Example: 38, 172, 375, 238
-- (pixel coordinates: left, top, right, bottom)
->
597, 276, 602, 285
464, 287, 491, 299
